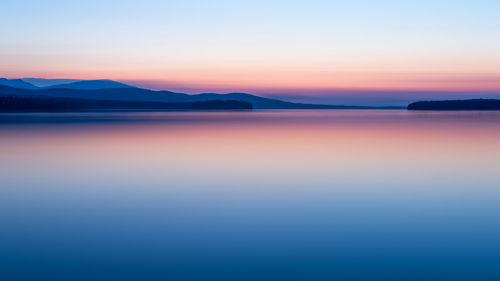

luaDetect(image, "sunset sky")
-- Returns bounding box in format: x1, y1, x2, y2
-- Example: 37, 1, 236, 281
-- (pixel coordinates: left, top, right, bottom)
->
2, 0, 500, 105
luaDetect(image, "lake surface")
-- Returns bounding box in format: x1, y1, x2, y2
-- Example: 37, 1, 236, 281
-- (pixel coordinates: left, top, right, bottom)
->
1, 110, 500, 281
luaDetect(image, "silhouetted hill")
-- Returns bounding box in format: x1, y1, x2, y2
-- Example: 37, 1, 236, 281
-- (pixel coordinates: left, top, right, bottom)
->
47, 79, 135, 90
188, 93, 383, 109
0, 78, 39, 89
408, 99, 500, 110
0, 94, 251, 112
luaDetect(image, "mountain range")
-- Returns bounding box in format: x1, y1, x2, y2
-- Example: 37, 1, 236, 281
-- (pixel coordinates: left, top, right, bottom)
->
0, 78, 402, 110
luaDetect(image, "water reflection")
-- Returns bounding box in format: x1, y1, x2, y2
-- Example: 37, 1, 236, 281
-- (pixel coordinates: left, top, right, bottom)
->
1, 110, 500, 280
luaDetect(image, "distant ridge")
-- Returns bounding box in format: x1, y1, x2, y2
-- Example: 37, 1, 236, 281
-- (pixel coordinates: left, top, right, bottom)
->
0, 78, 39, 90
47, 79, 135, 90
408, 99, 500, 110
22, 78, 81, 87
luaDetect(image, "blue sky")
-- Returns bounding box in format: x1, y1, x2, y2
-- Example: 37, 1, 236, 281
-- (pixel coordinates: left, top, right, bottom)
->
1, 0, 500, 105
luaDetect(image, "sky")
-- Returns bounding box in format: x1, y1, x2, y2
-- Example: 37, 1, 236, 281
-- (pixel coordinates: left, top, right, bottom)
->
1, 0, 500, 105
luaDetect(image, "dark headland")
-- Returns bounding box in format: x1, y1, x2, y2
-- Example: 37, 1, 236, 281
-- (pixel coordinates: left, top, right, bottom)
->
0, 95, 252, 112
408, 99, 500, 110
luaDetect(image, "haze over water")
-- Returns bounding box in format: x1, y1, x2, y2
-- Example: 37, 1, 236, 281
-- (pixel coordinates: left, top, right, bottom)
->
1, 110, 500, 280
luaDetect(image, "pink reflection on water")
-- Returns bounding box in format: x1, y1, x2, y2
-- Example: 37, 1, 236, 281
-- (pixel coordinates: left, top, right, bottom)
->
1, 111, 500, 196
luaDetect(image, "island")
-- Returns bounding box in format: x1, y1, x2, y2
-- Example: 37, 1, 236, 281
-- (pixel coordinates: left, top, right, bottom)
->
408, 99, 500, 110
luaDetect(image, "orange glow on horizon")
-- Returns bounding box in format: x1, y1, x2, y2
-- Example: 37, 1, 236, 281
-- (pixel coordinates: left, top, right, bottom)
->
5, 69, 499, 93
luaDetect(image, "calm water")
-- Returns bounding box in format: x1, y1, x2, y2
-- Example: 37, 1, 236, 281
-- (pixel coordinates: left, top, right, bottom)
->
1, 110, 500, 281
